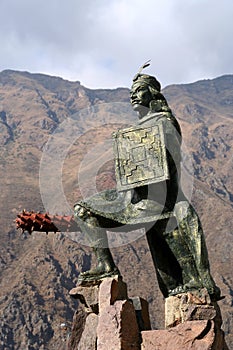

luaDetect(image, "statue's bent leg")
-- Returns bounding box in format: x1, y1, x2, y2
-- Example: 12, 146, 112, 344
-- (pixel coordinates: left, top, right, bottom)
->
174, 201, 221, 300
74, 204, 120, 282
146, 219, 183, 298
146, 218, 202, 298
163, 220, 203, 296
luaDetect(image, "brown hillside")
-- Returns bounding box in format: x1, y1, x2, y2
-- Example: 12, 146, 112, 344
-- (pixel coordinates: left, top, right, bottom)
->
0, 70, 232, 349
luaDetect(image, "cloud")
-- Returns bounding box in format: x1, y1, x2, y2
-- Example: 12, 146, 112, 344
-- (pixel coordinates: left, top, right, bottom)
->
0, 0, 232, 88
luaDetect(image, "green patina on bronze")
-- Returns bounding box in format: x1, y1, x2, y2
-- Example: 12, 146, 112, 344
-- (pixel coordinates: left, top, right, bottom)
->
74, 68, 221, 301
113, 121, 169, 191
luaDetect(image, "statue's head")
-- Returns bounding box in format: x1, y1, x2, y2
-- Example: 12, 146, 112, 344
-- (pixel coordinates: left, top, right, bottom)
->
130, 73, 162, 118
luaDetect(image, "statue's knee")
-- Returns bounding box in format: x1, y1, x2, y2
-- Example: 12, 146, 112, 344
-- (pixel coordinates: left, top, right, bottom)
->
174, 201, 190, 220
74, 204, 90, 222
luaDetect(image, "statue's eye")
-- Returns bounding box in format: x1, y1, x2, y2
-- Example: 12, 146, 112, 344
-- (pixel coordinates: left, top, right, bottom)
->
136, 87, 143, 94
138, 89, 147, 96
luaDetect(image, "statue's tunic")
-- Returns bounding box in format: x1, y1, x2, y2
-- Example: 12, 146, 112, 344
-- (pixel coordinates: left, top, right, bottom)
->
74, 111, 182, 226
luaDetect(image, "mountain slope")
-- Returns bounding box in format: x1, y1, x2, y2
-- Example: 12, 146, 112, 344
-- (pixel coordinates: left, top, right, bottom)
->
0, 70, 232, 349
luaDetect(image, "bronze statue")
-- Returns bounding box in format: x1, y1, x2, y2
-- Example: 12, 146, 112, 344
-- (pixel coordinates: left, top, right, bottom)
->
15, 65, 221, 301
74, 65, 221, 301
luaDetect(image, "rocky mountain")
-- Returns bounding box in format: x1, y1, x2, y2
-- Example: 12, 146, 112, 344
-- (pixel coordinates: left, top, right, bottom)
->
0, 70, 232, 349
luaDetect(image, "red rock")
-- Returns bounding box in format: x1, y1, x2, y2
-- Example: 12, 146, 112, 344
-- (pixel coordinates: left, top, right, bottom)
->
141, 320, 216, 350
97, 300, 140, 350
98, 276, 128, 313
67, 310, 98, 350
77, 313, 98, 350
165, 289, 218, 328
69, 283, 100, 312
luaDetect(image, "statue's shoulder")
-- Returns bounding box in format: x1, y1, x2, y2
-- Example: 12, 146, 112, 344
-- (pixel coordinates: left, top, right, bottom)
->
138, 111, 171, 126
139, 112, 182, 138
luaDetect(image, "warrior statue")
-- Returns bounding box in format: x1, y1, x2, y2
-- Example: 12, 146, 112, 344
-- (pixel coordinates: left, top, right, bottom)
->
73, 64, 221, 301
16, 65, 221, 301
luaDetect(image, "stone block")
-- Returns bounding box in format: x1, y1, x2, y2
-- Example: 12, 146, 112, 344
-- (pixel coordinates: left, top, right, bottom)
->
97, 299, 140, 350
69, 277, 130, 350
98, 276, 128, 313
183, 304, 217, 322
67, 308, 87, 350
69, 284, 100, 313
165, 288, 217, 328
141, 320, 215, 350
77, 313, 98, 350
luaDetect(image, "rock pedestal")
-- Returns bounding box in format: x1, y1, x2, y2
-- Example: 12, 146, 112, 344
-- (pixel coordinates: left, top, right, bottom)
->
142, 320, 217, 350
68, 276, 150, 350
164, 288, 220, 328
141, 289, 228, 350
68, 281, 228, 350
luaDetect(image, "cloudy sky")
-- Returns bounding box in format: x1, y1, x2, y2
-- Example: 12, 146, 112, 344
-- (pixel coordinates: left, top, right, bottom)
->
0, 0, 232, 89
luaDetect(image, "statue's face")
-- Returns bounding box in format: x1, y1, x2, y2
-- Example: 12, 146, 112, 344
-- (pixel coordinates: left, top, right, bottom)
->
130, 82, 152, 116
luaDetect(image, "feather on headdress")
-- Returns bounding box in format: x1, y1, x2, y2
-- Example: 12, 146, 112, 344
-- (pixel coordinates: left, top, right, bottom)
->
132, 60, 161, 91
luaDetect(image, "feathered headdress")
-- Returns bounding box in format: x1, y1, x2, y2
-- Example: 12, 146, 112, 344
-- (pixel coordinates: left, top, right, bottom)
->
132, 60, 161, 91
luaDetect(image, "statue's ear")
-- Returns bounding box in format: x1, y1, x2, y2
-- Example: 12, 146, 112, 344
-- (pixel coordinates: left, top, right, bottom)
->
149, 100, 162, 112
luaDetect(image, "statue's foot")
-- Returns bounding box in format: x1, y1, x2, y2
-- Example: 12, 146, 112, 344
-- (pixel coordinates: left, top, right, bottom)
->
168, 285, 185, 296
78, 265, 121, 284
80, 267, 120, 278
168, 282, 224, 301
168, 279, 202, 296
183, 279, 202, 291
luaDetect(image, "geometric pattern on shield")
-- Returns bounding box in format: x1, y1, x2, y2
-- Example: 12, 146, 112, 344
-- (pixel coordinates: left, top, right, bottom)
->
113, 121, 169, 191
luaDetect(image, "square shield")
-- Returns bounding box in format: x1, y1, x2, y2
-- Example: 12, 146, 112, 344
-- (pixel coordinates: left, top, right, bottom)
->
113, 122, 169, 191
